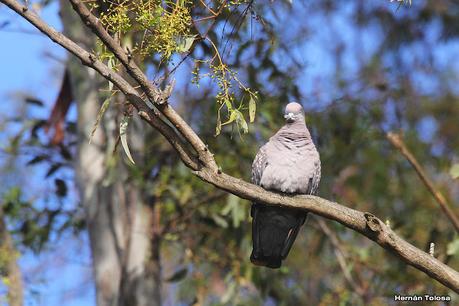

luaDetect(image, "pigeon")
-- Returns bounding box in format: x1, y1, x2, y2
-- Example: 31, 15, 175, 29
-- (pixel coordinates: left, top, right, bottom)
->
250, 102, 321, 268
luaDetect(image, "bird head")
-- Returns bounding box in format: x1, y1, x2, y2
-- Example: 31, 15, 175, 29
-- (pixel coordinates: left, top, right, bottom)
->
284, 102, 305, 123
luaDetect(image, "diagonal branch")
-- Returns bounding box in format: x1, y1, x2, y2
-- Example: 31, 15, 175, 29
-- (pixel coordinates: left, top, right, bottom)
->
387, 132, 459, 233
1, 0, 459, 294
67, 0, 218, 171
315, 217, 366, 296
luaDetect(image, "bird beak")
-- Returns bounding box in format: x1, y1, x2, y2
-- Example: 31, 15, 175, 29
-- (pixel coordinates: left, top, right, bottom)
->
284, 112, 295, 122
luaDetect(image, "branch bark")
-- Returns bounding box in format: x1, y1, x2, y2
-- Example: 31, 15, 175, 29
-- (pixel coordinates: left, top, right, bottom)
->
387, 132, 459, 233
2, 0, 459, 294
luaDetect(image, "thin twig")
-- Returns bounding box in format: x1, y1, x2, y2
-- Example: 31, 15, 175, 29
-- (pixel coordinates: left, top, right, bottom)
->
387, 132, 459, 233
315, 217, 366, 296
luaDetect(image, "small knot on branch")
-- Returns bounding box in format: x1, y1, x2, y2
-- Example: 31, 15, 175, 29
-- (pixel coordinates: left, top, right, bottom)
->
364, 212, 382, 232
88, 53, 96, 63
138, 110, 150, 121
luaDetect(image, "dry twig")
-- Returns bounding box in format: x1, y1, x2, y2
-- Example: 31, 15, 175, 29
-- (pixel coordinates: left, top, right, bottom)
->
387, 132, 459, 233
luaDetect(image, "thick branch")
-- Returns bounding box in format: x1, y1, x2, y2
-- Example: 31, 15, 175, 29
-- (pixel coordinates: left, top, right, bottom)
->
195, 169, 459, 292
2, 0, 459, 293
387, 132, 459, 233
67, 0, 217, 171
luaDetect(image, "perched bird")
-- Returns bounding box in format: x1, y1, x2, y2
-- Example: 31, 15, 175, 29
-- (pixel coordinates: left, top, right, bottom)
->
250, 102, 321, 268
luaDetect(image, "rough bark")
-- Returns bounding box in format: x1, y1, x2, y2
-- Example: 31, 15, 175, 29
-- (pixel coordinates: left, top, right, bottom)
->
59, 1, 161, 305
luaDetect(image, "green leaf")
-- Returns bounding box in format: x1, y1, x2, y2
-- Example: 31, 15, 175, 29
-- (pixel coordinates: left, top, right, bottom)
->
107, 60, 114, 91
449, 163, 459, 179
120, 116, 135, 164
89, 96, 111, 144
222, 109, 238, 126
249, 95, 256, 123
215, 111, 222, 136
447, 238, 459, 256
221, 195, 244, 228
212, 214, 228, 228
177, 35, 196, 53
220, 281, 236, 304
235, 110, 248, 134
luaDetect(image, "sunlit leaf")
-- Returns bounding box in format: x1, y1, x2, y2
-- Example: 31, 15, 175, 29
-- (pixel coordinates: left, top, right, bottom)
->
449, 163, 459, 179
447, 238, 459, 256
120, 116, 135, 164
249, 95, 256, 123
177, 35, 196, 53
235, 110, 248, 134
212, 214, 228, 228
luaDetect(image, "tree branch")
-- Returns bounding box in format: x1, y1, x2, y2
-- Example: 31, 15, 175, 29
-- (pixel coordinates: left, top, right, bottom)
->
2, 0, 459, 293
387, 132, 459, 233
67, 0, 218, 171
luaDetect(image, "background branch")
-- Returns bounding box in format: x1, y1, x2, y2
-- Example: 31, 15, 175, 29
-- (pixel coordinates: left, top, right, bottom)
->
315, 217, 366, 297
387, 132, 459, 233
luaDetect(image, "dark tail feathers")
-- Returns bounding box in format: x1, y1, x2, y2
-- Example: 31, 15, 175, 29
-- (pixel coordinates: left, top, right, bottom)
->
250, 203, 307, 269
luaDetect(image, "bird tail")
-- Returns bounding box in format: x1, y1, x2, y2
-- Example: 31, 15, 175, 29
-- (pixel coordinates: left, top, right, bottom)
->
250, 203, 307, 269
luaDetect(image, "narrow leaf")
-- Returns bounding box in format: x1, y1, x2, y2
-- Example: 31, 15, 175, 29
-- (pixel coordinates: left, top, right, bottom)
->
89, 97, 111, 144
249, 95, 256, 123
165, 267, 188, 282
222, 110, 238, 126
120, 117, 135, 164
27, 155, 47, 165
46, 163, 62, 178
25, 97, 44, 106
235, 110, 248, 133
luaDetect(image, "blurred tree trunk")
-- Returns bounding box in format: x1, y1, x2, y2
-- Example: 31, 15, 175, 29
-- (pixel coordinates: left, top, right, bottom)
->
0, 208, 23, 306
59, 2, 162, 305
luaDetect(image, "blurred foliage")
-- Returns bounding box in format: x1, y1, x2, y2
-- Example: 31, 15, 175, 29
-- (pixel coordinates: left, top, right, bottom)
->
1, 0, 459, 305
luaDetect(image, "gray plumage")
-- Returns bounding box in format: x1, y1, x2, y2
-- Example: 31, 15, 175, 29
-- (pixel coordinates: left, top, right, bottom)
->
250, 102, 321, 268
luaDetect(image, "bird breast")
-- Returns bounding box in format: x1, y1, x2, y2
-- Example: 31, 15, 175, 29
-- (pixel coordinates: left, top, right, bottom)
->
260, 144, 319, 194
